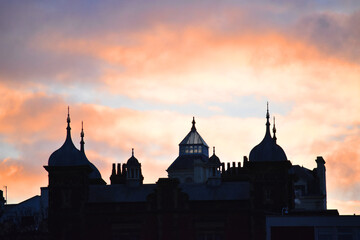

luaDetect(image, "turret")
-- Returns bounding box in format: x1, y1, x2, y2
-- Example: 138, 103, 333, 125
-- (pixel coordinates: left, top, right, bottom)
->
206, 147, 222, 186
44, 107, 92, 239
125, 148, 144, 187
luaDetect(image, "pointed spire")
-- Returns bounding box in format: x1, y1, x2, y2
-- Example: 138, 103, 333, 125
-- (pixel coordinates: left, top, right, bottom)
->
265, 102, 271, 137
273, 116, 277, 143
213, 146, 215, 155
132, 148, 134, 157
67, 106, 71, 131
66, 106, 72, 140
80, 121, 85, 153
191, 117, 196, 131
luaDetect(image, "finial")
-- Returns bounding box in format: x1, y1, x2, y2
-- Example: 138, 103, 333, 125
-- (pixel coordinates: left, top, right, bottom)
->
265, 102, 271, 136
66, 106, 71, 132
67, 106, 70, 123
80, 121, 85, 152
191, 117, 196, 131
81, 121, 84, 137
273, 116, 277, 143
132, 148, 134, 157
213, 146, 215, 155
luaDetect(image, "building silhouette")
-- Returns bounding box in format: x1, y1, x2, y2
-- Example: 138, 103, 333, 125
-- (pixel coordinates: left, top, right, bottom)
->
1, 104, 359, 240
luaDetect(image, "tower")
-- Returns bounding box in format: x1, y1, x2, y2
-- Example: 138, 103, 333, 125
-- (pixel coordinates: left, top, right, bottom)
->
247, 103, 294, 212
44, 108, 92, 240
167, 117, 210, 183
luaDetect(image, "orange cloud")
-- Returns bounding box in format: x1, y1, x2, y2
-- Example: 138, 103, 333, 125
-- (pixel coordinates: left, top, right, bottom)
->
0, 158, 46, 204
35, 25, 360, 112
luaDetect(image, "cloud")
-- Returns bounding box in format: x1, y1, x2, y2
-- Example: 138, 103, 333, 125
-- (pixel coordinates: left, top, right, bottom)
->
0, 158, 45, 203
293, 11, 360, 63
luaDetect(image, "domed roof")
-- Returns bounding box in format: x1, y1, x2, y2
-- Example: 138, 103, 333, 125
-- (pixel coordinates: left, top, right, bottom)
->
127, 148, 140, 167
80, 123, 102, 179
249, 105, 287, 162
48, 109, 88, 167
208, 147, 221, 166
179, 117, 208, 147
81, 152, 102, 179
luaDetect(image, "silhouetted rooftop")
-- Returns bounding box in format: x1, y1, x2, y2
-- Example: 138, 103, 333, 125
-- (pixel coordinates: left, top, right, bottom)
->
167, 154, 208, 172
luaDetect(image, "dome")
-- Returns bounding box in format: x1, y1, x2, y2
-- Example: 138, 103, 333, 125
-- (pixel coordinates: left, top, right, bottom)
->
127, 149, 140, 167
249, 136, 287, 162
208, 147, 221, 166
249, 105, 287, 162
81, 152, 102, 179
80, 122, 102, 180
48, 111, 88, 167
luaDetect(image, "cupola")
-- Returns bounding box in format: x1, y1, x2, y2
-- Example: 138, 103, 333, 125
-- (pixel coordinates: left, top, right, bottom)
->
125, 149, 143, 186
48, 107, 87, 167
179, 117, 209, 157
167, 117, 209, 173
207, 147, 221, 179
249, 103, 287, 162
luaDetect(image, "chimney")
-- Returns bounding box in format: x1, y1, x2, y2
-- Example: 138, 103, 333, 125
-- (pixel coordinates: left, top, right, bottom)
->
111, 163, 116, 176
243, 156, 248, 167
117, 163, 121, 176
316, 156, 326, 209
110, 163, 116, 184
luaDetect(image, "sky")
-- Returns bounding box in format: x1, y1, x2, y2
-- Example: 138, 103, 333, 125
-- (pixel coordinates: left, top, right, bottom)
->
0, 0, 360, 214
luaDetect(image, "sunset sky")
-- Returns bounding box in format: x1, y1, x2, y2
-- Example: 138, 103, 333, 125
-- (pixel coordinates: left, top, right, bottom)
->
1, 1, 360, 214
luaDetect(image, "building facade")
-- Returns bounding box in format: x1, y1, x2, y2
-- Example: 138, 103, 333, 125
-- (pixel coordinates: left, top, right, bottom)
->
0, 104, 336, 240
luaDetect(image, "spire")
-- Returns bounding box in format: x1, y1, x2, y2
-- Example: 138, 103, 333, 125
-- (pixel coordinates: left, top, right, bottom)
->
80, 121, 85, 153
273, 116, 277, 143
132, 148, 134, 157
66, 106, 71, 139
265, 102, 271, 137
213, 146, 215, 155
191, 117, 196, 131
